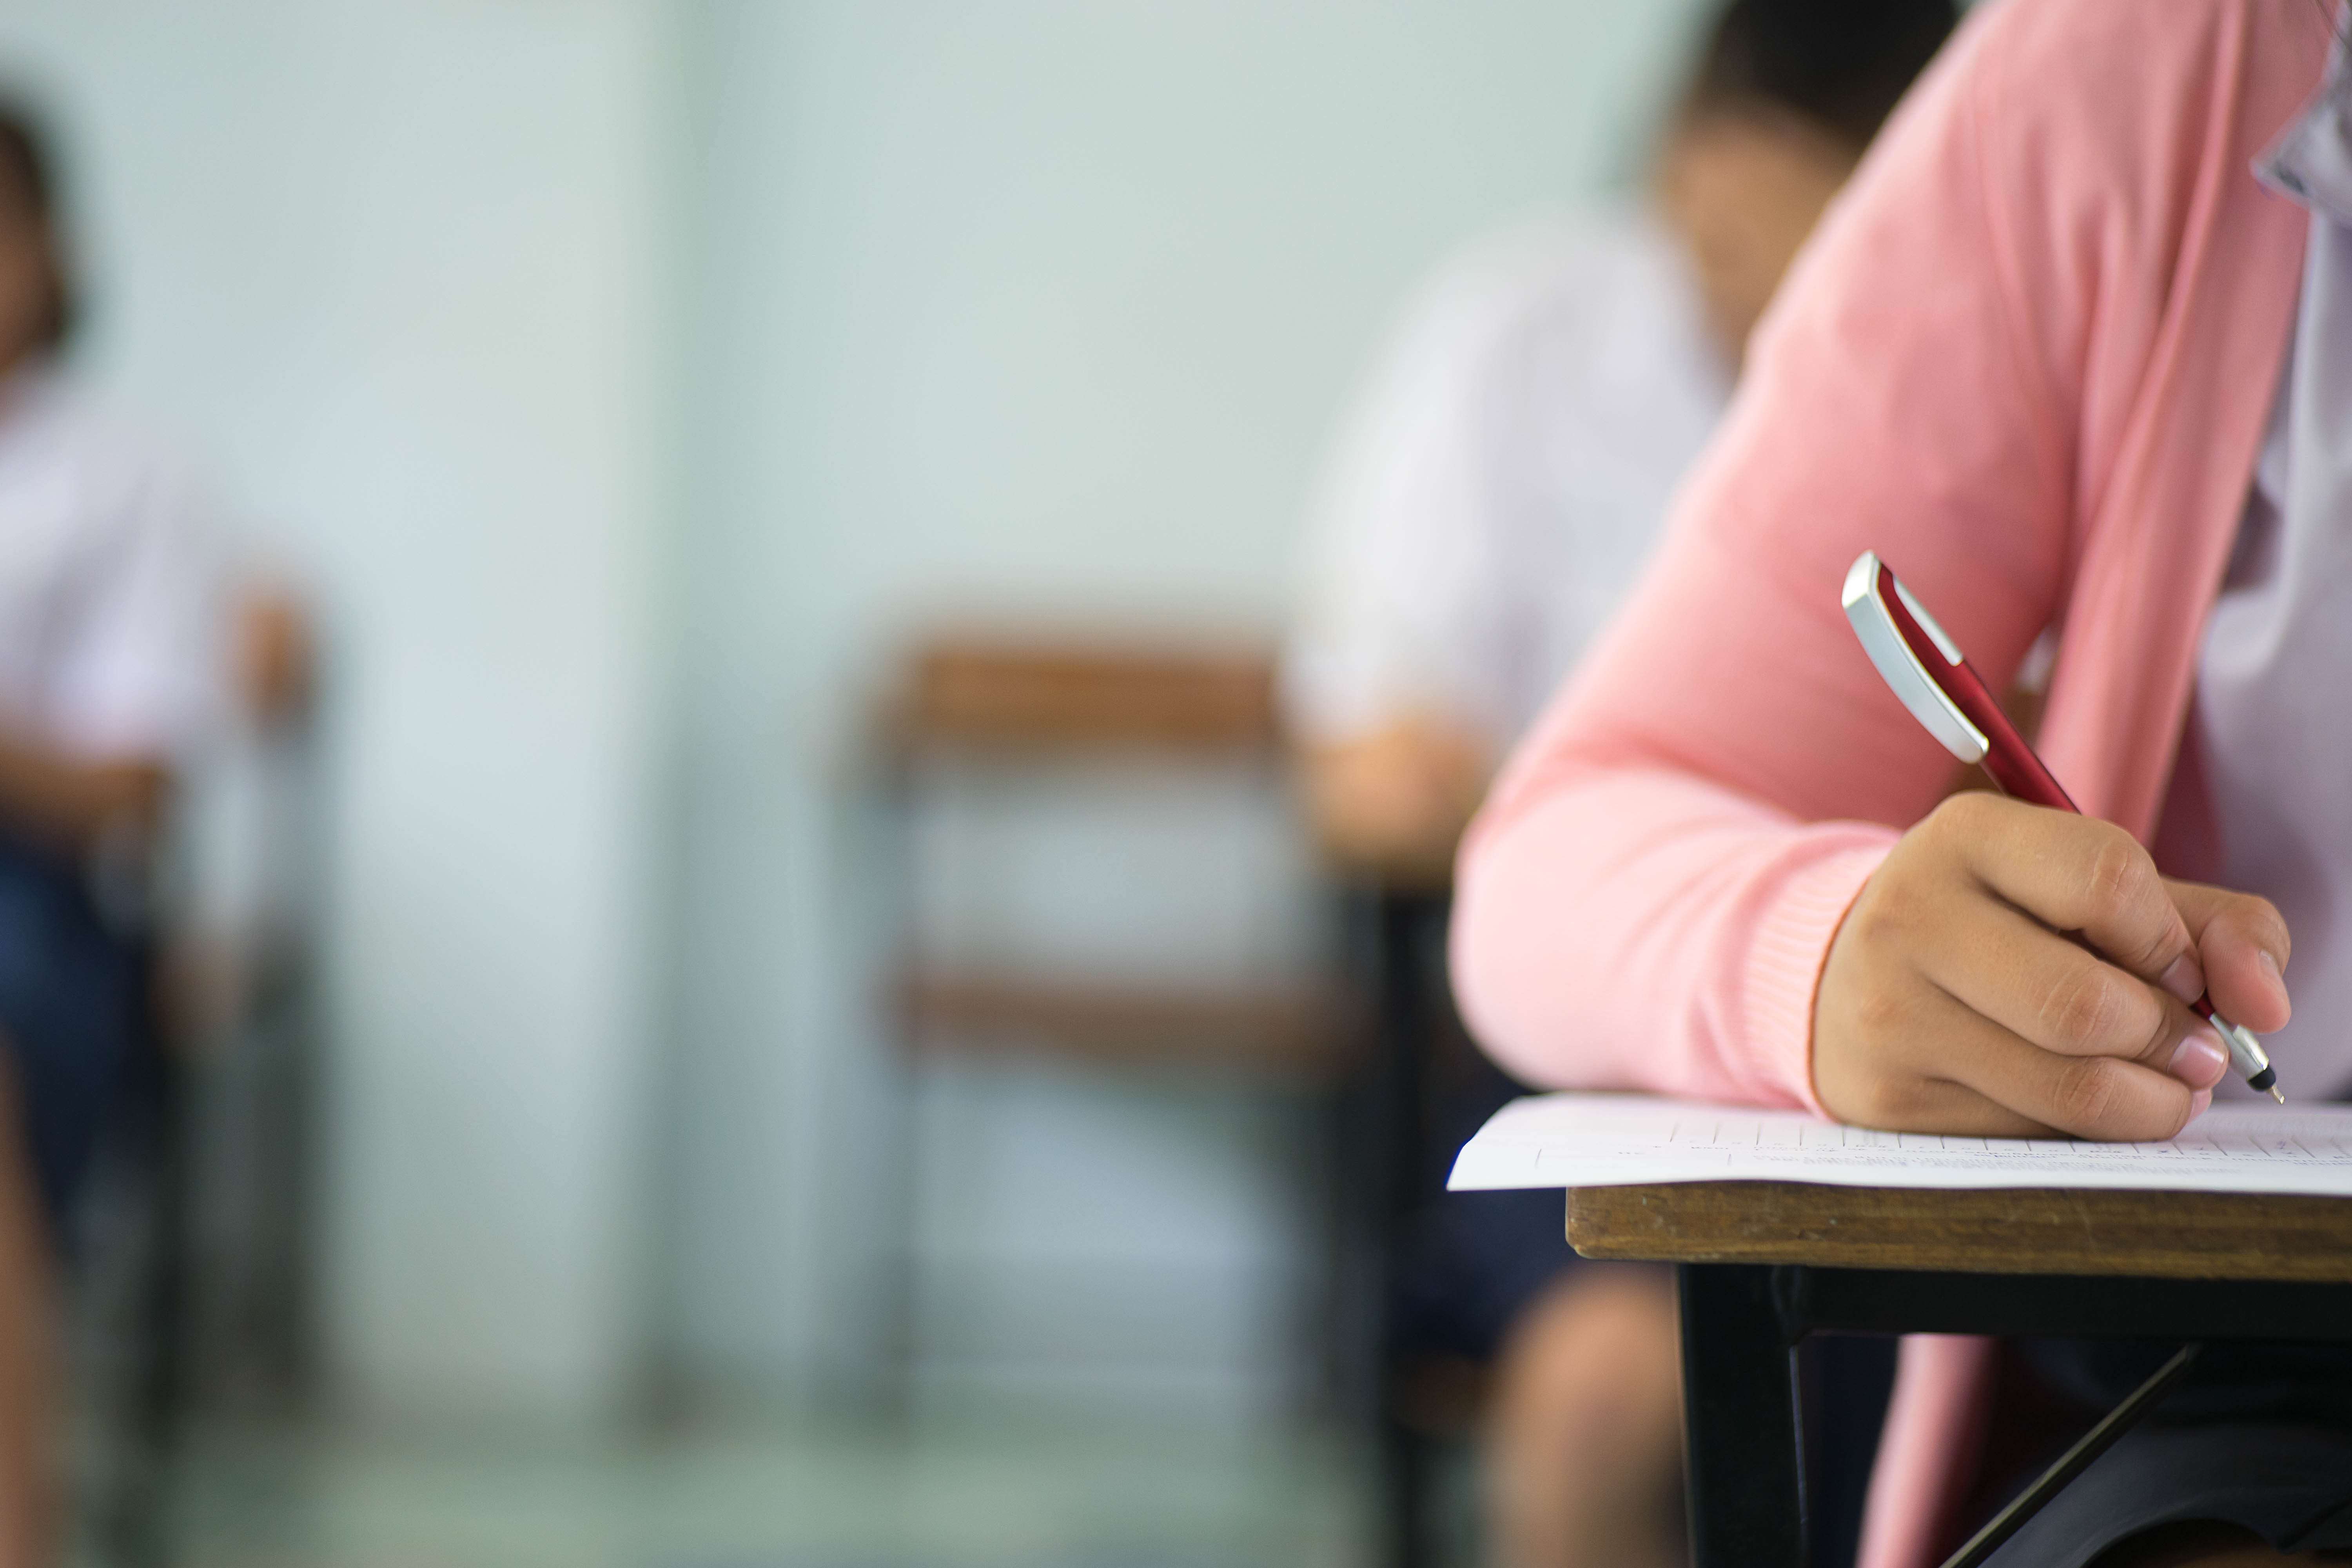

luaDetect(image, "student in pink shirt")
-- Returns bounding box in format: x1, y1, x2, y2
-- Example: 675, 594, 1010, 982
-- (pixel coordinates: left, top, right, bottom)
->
1450, 0, 2352, 1562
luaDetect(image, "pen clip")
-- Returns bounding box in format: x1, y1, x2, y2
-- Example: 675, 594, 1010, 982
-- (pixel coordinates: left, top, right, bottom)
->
1842, 552, 1989, 765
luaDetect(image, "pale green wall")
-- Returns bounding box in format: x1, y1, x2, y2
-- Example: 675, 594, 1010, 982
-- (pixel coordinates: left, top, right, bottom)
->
661, 0, 1716, 1396
0, 0, 672, 1418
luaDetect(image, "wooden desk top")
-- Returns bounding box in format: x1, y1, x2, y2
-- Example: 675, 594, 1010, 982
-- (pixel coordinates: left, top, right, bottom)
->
1568, 1182, 2352, 1282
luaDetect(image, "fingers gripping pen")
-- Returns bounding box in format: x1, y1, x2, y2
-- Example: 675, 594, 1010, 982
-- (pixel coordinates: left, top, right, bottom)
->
1841, 551, 2283, 1102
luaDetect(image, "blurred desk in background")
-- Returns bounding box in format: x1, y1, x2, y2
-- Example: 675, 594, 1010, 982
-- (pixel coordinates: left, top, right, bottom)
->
895, 969, 1347, 1080
883, 639, 1283, 757
878, 635, 1356, 1078
873, 635, 1365, 1427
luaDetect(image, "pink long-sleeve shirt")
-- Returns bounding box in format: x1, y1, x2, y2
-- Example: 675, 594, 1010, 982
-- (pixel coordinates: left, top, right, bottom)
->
1448, 2, 2325, 1563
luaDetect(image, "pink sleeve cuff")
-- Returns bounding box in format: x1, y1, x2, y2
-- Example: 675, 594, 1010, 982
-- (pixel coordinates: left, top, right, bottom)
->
1740, 837, 1895, 1114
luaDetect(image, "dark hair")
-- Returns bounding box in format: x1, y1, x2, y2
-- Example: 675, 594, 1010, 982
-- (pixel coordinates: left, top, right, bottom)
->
0, 100, 73, 353
1684, 0, 1962, 152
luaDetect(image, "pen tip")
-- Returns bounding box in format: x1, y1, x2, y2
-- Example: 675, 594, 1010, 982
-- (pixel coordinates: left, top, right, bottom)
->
2271, 1086, 2287, 1104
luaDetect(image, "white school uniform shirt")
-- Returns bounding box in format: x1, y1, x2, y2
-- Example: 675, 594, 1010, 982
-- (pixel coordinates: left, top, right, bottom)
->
2187, 63, 2352, 1101
0, 367, 217, 766
1283, 211, 1730, 751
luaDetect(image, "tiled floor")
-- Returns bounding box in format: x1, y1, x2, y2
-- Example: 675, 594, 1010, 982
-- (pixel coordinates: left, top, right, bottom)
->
118, 1414, 1370, 1568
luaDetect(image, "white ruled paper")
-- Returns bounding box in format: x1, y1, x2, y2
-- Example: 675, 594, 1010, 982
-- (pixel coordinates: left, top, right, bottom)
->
1446, 1094, 2352, 1196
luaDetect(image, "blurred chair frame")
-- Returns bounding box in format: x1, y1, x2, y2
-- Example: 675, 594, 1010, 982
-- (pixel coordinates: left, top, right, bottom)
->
98, 585, 324, 1566
871, 636, 1365, 1420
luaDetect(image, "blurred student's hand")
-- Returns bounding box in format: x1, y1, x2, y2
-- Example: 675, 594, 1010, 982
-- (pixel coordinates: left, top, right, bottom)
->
1813, 793, 2292, 1141
1297, 717, 1489, 889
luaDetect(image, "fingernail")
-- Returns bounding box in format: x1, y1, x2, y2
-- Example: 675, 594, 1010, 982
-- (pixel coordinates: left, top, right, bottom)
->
2169, 1027, 2229, 1089
2187, 1087, 2213, 1122
2261, 948, 2288, 998
2157, 953, 2205, 1004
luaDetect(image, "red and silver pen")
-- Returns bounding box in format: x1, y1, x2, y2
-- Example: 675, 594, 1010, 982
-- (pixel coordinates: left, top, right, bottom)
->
1841, 550, 2283, 1102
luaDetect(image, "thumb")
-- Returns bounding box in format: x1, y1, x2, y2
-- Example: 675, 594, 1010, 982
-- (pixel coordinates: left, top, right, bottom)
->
2165, 878, 2292, 1035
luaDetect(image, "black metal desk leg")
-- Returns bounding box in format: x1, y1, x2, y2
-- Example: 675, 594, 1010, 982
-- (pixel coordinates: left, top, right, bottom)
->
1679, 1264, 1806, 1568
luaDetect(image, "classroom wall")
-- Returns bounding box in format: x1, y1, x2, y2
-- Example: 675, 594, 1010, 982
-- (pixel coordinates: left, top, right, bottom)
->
0, 0, 672, 1421
662, 0, 1714, 1403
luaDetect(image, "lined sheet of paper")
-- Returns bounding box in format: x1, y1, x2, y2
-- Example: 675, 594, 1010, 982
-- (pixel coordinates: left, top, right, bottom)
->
1446, 1094, 2352, 1196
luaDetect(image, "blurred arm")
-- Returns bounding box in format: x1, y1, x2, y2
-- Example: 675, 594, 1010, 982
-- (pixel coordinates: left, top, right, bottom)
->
1297, 714, 1490, 888
0, 735, 162, 850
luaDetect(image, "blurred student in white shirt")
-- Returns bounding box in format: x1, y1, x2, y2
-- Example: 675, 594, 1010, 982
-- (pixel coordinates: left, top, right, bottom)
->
0, 103, 217, 1566
1291, 0, 1958, 884
1283, 4, 1956, 1564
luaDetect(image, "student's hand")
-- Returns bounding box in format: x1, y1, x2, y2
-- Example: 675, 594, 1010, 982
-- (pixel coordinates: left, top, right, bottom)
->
1814, 793, 2292, 1140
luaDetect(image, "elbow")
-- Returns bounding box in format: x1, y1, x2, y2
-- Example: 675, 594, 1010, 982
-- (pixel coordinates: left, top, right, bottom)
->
1447, 811, 1581, 1090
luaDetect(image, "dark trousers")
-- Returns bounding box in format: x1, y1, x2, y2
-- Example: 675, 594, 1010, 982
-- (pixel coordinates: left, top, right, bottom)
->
0, 834, 145, 1235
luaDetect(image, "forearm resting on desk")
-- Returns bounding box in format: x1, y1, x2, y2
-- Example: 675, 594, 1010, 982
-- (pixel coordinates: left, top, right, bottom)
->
1452, 762, 1897, 1110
